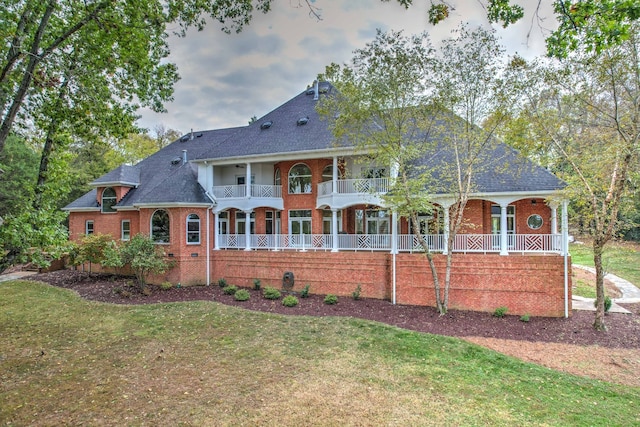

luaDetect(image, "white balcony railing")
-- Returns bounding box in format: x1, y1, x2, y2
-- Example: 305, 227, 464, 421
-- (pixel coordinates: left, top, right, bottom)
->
212, 184, 281, 199
317, 178, 391, 196
217, 233, 563, 253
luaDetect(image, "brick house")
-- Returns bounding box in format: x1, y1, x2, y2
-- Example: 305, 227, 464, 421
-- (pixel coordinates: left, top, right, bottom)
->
64, 83, 571, 317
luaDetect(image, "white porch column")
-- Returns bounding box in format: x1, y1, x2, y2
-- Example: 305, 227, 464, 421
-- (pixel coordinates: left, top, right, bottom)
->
213, 210, 220, 250
244, 210, 252, 251
391, 210, 398, 254
442, 205, 450, 255
500, 204, 509, 256
246, 162, 252, 198
332, 156, 338, 194
550, 202, 559, 235
561, 200, 569, 256
331, 208, 339, 252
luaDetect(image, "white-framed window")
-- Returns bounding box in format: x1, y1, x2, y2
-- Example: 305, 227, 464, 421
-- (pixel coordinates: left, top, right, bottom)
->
151, 209, 170, 243
101, 187, 117, 213
274, 168, 281, 186
527, 214, 543, 230
85, 220, 94, 235
355, 209, 389, 234
322, 209, 342, 234
236, 211, 255, 234
491, 205, 515, 235
289, 209, 312, 237
121, 220, 130, 241
218, 211, 228, 235
187, 214, 200, 244
288, 163, 312, 194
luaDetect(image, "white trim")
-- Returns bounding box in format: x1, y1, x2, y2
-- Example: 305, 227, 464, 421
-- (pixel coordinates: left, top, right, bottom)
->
89, 181, 139, 188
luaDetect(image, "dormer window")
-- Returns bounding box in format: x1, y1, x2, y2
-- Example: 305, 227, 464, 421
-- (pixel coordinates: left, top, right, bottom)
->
102, 187, 117, 213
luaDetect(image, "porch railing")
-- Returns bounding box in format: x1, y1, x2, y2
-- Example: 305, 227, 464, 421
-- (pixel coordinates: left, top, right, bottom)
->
217, 233, 563, 253
212, 184, 281, 199
317, 178, 391, 196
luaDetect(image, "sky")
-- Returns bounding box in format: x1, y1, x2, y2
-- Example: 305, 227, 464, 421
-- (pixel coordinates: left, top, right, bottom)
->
138, 1, 556, 135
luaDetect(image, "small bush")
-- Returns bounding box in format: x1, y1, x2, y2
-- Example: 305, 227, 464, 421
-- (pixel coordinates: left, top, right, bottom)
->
160, 281, 173, 290
217, 278, 228, 288
142, 286, 152, 296
352, 284, 362, 300
234, 289, 250, 301
282, 295, 299, 307
519, 314, 530, 322
594, 296, 613, 312
324, 294, 338, 305
253, 278, 261, 290
263, 286, 281, 300
223, 285, 238, 295
300, 284, 310, 298
493, 306, 508, 318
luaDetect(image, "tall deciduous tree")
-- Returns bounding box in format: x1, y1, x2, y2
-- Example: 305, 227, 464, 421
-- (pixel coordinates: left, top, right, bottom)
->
320, 26, 513, 314
513, 23, 640, 330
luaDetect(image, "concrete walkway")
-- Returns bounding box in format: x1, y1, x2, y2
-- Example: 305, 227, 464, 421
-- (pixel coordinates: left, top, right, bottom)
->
572, 265, 640, 313
0, 271, 37, 283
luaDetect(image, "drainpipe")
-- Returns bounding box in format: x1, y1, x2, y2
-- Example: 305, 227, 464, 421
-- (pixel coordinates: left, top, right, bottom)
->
206, 205, 211, 286
562, 199, 569, 318
392, 252, 397, 305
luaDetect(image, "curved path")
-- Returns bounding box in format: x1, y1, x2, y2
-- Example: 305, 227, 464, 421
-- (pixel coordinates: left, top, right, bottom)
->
572, 264, 640, 313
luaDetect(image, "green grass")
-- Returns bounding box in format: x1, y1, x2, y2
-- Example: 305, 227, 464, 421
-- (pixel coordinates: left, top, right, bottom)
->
570, 241, 640, 285
1, 280, 639, 426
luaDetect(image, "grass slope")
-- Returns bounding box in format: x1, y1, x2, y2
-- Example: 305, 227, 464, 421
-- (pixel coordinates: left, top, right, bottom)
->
570, 241, 640, 286
1, 280, 639, 426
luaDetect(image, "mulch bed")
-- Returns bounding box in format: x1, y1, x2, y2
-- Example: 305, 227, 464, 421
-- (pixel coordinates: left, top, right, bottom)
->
24, 269, 640, 350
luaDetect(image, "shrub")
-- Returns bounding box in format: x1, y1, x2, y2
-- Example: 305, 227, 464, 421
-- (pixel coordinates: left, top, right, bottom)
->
263, 286, 281, 300
119, 234, 173, 289
493, 306, 508, 318
217, 278, 228, 288
324, 294, 338, 305
142, 286, 152, 296
234, 289, 250, 301
253, 278, 261, 290
594, 296, 613, 312
519, 314, 530, 322
282, 295, 299, 307
300, 284, 310, 298
223, 285, 238, 295
352, 284, 362, 300
159, 281, 173, 290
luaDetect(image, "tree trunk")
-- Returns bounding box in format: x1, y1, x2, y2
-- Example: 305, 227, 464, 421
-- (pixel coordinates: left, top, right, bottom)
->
592, 240, 607, 331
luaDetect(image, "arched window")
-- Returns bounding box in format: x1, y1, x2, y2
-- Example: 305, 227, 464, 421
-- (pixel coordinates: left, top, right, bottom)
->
321, 165, 333, 182
102, 187, 117, 213
288, 163, 312, 194
274, 168, 281, 186
186, 214, 200, 244
151, 210, 170, 243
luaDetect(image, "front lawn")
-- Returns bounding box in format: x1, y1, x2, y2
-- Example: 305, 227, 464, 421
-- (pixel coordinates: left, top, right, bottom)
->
1, 280, 639, 426
570, 240, 640, 286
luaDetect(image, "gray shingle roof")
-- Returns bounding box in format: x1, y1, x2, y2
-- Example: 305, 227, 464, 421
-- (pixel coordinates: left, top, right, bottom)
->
64, 83, 564, 212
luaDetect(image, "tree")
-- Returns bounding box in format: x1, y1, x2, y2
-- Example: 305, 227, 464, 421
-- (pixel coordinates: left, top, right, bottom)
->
320, 26, 513, 314
512, 23, 640, 330
120, 234, 173, 288
420, 0, 640, 58
0, 135, 38, 217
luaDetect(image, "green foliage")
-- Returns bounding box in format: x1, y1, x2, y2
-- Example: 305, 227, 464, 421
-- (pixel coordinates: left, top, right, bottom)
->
218, 278, 228, 288
595, 296, 613, 313
160, 281, 173, 290
324, 294, 338, 305
519, 314, 530, 322
234, 289, 250, 301
493, 306, 508, 318
253, 278, 261, 290
282, 295, 299, 307
223, 285, 238, 295
119, 234, 172, 288
262, 286, 281, 300
352, 284, 362, 300
77, 233, 114, 272
300, 284, 310, 298
0, 136, 38, 217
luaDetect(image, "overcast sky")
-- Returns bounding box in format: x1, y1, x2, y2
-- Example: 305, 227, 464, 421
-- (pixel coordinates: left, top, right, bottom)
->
138, 1, 556, 135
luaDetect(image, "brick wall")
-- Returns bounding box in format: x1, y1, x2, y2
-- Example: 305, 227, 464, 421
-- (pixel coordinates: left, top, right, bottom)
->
209, 250, 570, 317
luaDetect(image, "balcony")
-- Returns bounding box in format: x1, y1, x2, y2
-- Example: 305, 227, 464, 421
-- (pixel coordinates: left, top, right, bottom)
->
212, 184, 283, 211
217, 233, 563, 254
317, 178, 390, 208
